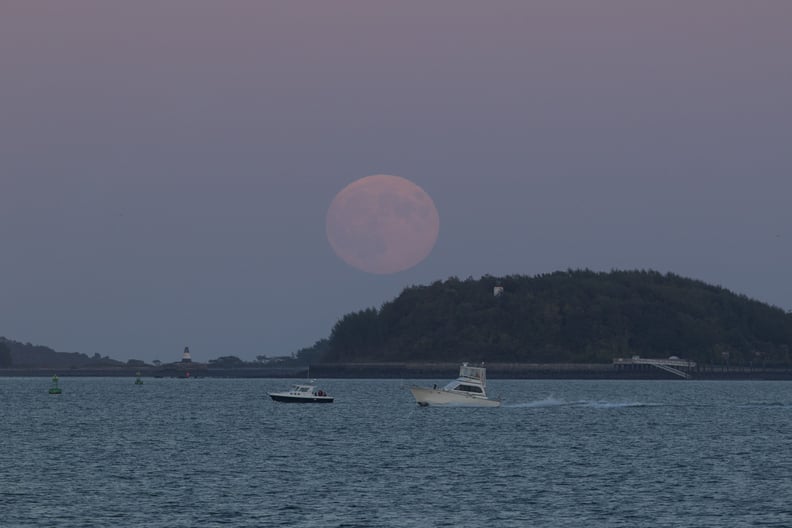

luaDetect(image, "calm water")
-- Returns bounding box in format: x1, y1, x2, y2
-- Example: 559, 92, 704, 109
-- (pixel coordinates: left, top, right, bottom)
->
1, 377, 791, 527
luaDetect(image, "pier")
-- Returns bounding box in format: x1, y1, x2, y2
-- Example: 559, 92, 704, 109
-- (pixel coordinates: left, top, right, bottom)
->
613, 356, 697, 379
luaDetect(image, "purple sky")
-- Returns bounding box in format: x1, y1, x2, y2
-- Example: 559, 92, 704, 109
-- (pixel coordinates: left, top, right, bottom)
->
2, 1, 791, 363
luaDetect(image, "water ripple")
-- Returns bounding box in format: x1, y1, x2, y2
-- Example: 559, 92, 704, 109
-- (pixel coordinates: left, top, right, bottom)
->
2, 378, 792, 527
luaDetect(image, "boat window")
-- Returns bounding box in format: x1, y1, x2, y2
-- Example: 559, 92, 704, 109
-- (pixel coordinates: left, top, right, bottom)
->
456, 384, 483, 393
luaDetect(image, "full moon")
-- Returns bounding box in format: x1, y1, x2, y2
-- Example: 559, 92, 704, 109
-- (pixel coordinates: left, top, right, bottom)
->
326, 174, 440, 274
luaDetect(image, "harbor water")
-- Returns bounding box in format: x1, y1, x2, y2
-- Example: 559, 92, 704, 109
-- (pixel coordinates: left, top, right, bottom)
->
1, 378, 791, 527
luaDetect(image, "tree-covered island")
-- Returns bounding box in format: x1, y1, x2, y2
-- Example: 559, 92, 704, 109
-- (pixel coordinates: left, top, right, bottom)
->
299, 270, 792, 368
4, 270, 792, 375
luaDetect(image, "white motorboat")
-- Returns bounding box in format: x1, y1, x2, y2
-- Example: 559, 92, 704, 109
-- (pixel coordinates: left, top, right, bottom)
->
410, 363, 501, 407
269, 382, 333, 403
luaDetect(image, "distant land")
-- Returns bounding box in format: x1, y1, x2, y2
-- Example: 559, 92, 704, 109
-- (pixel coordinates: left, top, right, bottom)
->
0, 337, 307, 378
298, 269, 792, 370
0, 337, 123, 369
3, 270, 792, 379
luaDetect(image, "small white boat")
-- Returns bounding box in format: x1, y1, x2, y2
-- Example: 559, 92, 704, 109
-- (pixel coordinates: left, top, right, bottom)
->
269, 382, 333, 403
410, 363, 501, 407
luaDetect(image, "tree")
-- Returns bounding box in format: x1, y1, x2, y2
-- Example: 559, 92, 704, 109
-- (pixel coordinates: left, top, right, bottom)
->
0, 342, 12, 367
208, 356, 246, 368
307, 270, 792, 366
296, 339, 330, 364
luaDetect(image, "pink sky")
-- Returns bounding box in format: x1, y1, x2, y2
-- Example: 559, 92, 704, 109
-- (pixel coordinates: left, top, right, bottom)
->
2, 1, 791, 361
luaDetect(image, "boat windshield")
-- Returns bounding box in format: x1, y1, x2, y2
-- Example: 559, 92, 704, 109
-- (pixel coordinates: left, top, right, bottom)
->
443, 381, 484, 393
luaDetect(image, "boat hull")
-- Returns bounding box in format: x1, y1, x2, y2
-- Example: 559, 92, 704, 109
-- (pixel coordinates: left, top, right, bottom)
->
269, 393, 334, 403
409, 386, 500, 408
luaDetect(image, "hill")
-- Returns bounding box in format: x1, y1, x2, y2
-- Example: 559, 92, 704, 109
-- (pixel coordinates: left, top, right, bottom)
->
301, 270, 792, 367
0, 337, 122, 369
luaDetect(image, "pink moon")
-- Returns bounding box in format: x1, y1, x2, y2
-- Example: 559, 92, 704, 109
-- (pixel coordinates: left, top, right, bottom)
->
326, 174, 440, 274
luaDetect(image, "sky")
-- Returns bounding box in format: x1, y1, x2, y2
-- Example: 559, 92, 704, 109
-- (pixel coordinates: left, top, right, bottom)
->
2, 1, 791, 363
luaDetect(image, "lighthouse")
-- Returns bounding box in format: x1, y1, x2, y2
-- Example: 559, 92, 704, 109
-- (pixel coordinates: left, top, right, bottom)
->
181, 346, 192, 363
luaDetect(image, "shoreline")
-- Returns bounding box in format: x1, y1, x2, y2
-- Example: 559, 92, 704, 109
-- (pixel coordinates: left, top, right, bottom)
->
2, 362, 792, 380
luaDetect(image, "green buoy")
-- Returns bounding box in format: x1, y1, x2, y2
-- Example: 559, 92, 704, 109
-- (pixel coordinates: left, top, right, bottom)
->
48, 374, 62, 395
135, 371, 144, 385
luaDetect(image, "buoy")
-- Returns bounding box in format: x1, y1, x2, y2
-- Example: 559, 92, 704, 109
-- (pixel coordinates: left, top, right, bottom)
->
134, 371, 143, 385
48, 374, 62, 395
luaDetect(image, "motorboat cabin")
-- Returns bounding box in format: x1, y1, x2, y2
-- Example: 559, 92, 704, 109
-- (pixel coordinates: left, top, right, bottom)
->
410, 363, 500, 407
269, 383, 333, 403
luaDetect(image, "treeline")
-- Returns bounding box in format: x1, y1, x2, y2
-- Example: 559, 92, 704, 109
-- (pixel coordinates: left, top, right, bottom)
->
206, 355, 303, 368
0, 335, 307, 369
300, 270, 792, 367
0, 337, 122, 368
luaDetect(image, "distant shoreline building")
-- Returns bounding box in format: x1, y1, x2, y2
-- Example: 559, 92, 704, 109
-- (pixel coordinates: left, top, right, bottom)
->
181, 346, 192, 363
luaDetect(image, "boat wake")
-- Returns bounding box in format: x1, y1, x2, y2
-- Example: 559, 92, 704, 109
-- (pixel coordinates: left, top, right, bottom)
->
504, 397, 657, 409
504, 396, 571, 408
582, 401, 654, 409
738, 402, 792, 409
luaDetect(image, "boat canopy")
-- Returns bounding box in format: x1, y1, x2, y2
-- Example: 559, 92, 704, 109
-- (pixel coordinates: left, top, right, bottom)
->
458, 363, 486, 384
